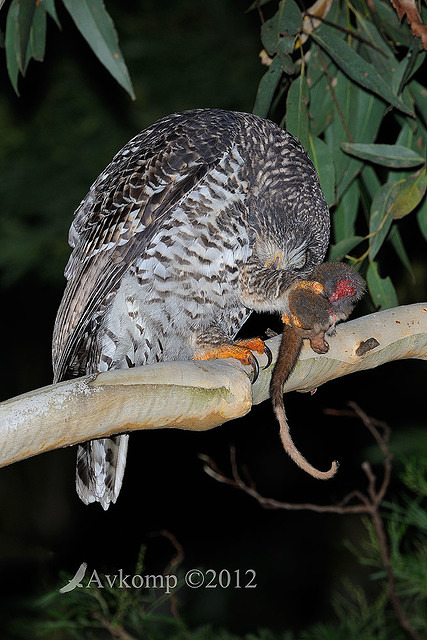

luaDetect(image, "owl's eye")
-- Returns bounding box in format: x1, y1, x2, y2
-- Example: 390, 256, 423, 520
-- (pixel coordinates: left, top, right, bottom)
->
294, 249, 310, 271
265, 253, 282, 269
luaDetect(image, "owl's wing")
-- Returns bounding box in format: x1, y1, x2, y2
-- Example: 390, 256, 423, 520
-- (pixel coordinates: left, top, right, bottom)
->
52, 109, 239, 382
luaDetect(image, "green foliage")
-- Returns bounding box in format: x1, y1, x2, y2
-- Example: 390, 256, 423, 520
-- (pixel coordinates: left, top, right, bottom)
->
8, 546, 293, 640
298, 458, 427, 640
253, 0, 427, 309
3, 0, 135, 98
7, 456, 426, 639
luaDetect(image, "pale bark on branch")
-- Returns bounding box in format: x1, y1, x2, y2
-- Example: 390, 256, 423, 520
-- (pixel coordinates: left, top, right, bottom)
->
0, 303, 425, 469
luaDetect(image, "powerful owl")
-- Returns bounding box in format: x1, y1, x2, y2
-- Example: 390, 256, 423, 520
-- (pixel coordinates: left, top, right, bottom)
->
52, 109, 330, 509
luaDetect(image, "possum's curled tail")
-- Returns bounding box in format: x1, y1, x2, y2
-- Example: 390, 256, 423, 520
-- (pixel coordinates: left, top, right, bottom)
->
270, 325, 339, 480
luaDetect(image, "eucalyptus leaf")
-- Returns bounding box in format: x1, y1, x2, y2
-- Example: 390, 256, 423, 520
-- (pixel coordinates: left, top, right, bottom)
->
28, 2, 47, 63
311, 27, 413, 116
369, 0, 414, 47
305, 42, 327, 87
389, 226, 415, 281
261, 13, 280, 55
361, 164, 381, 200
323, 72, 357, 195
391, 48, 422, 96
5, 0, 20, 94
286, 74, 309, 151
333, 180, 359, 242
308, 53, 334, 136
337, 87, 386, 198
357, 23, 398, 101
276, 0, 302, 35
42, 0, 61, 28
389, 170, 427, 220
16, 0, 36, 74
367, 261, 398, 310
323, 72, 385, 199
253, 56, 283, 117
261, 0, 302, 55
276, 37, 295, 74
369, 181, 396, 261
409, 80, 427, 128
395, 119, 416, 152
308, 135, 335, 206
328, 236, 364, 262
62, 0, 135, 99
417, 196, 427, 241
341, 143, 425, 168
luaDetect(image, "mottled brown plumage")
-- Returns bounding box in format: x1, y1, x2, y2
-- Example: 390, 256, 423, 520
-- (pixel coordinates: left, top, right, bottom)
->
53, 109, 330, 508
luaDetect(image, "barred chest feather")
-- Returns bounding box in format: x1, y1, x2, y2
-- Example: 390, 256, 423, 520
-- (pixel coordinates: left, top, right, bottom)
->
97, 163, 252, 371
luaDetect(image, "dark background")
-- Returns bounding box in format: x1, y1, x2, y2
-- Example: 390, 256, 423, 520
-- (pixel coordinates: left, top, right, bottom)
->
0, 1, 426, 636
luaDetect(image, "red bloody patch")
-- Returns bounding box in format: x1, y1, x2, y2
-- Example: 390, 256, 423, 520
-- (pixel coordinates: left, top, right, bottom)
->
329, 279, 357, 302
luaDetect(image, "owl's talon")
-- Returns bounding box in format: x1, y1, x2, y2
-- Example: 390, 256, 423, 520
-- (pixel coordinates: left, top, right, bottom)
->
235, 337, 272, 370
248, 353, 260, 383
262, 344, 272, 369
194, 340, 262, 381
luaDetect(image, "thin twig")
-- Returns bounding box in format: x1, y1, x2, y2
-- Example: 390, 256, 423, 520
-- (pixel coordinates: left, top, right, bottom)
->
150, 529, 185, 576
201, 451, 370, 513
148, 529, 187, 632
363, 464, 422, 640
93, 614, 138, 640
200, 403, 422, 639
254, 0, 265, 25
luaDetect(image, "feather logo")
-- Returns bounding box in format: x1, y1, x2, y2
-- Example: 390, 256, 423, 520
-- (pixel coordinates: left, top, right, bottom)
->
59, 562, 88, 593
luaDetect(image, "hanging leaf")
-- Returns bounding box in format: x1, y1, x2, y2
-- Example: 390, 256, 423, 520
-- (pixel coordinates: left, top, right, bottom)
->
261, 0, 302, 54
367, 261, 398, 310
369, 0, 414, 47
311, 27, 414, 116
333, 180, 359, 242
27, 2, 47, 64
368, 169, 426, 261
309, 78, 334, 137
286, 73, 309, 150
62, 0, 135, 99
341, 143, 425, 168
276, 0, 302, 35
276, 37, 296, 74
417, 196, 427, 241
389, 226, 415, 281
390, 169, 427, 219
16, 0, 37, 74
308, 135, 335, 206
253, 56, 283, 117
5, 0, 21, 94
328, 236, 364, 261
360, 164, 381, 200
409, 80, 427, 127
43, 0, 61, 28
369, 182, 396, 261
339, 87, 386, 198
323, 73, 385, 199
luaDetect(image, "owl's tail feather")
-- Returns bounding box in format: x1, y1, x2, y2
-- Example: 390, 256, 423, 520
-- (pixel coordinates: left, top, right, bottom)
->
76, 434, 129, 510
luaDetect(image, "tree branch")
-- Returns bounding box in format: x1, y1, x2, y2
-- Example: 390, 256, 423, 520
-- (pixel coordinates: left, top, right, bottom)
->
200, 404, 423, 640
0, 303, 425, 469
